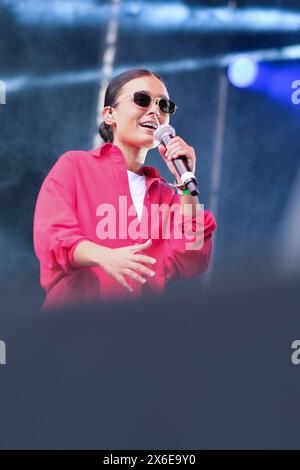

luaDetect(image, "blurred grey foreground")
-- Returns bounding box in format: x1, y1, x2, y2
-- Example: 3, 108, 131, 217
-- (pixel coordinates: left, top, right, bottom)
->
0, 256, 300, 450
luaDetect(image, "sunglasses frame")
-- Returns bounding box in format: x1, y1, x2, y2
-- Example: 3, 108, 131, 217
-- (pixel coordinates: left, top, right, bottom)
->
111, 91, 178, 114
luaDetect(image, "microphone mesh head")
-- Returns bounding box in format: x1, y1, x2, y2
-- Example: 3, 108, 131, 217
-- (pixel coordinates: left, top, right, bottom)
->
154, 124, 176, 142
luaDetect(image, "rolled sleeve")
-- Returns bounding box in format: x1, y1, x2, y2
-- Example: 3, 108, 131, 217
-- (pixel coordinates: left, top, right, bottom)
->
33, 154, 91, 273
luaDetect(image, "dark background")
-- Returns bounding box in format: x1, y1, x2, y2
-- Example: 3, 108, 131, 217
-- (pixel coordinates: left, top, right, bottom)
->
1, 0, 300, 449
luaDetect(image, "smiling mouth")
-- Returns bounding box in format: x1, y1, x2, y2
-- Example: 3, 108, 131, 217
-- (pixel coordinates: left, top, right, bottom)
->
139, 120, 158, 130
140, 126, 156, 132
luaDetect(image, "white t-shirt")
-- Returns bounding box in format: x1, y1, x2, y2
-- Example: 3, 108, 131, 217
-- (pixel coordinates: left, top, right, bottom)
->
127, 170, 146, 222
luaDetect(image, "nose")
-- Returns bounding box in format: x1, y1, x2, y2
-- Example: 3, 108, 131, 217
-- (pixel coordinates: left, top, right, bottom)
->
148, 99, 161, 119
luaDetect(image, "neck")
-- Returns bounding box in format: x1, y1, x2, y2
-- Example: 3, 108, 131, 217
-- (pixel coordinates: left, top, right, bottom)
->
112, 138, 148, 175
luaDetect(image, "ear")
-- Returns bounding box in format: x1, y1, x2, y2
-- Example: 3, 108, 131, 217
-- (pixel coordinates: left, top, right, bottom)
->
102, 106, 114, 124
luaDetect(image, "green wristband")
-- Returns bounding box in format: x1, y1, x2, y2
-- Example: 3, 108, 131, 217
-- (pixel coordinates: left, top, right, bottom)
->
182, 189, 191, 195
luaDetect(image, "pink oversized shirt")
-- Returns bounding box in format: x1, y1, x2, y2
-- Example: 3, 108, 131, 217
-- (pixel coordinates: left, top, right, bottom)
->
33, 143, 217, 309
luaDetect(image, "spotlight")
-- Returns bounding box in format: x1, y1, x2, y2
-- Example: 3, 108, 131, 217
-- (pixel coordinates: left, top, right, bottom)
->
228, 55, 258, 88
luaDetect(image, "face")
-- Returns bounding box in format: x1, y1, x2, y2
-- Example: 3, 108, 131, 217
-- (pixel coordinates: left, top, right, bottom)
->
103, 75, 171, 149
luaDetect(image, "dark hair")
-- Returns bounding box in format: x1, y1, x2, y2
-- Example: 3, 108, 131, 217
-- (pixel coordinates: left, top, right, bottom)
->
99, 69, 166, 143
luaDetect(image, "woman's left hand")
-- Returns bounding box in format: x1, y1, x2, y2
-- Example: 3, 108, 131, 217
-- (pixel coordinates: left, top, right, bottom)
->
158, 136, 196, 182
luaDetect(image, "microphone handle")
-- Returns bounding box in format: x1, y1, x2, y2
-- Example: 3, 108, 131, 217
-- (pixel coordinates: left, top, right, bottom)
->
172, 158, 199, 196
161, 134, 199, 196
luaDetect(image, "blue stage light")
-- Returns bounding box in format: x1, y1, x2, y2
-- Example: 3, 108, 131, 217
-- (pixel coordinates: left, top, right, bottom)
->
228, 55, 259, 88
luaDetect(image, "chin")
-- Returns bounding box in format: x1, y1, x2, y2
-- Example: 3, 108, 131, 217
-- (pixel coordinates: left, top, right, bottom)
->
132, 132, 159, 149
142, 137, 160, 149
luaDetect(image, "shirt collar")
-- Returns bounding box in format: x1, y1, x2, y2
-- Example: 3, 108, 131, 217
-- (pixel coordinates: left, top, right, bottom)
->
89, 142, 162, 180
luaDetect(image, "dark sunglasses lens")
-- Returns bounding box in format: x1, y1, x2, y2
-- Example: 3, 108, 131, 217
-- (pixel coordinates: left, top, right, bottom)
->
159, 98, 176, 114
134, 92, 151, 107
134, 92, 176, 114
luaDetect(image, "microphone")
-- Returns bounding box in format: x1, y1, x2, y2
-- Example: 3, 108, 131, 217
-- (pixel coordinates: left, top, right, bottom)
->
154, 124, 199, 196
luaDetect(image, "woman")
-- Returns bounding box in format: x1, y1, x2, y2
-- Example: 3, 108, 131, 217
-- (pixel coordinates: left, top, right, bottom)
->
33, 69, 216, 309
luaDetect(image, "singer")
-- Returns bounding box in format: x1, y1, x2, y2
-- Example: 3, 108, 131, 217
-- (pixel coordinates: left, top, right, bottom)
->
33, 69, 217, 309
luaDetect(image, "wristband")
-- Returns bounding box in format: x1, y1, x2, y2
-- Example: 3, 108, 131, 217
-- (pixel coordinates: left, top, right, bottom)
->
176, 187, 191, 196
174, 180, 191, 195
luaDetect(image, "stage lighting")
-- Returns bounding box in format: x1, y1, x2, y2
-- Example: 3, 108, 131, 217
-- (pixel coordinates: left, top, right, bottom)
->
228, 55, 258, 88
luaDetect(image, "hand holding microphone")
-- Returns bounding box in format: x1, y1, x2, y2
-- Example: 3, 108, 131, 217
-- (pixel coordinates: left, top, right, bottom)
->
154, 124, 199, 196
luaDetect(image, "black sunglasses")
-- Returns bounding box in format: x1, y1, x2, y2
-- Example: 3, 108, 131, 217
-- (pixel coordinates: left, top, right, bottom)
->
111, 91, 177, 114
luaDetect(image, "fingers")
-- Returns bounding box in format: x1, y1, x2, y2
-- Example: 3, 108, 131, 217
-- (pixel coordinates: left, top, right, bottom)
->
165, 138, 193, 158
166, 143, 186, 161
165, 142, 196, 173
132, 254, 157, 265
115, 274, 133, 293
110, 240, 157, 292
158, 144, 167, 158
165, 137, 180, 154
115, 265, 155, 293
114, 265, 152, 292
128, 261, 156, 278
122, 268, 147, 285
114, 262, 156, 293
128, 239, 152, 252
